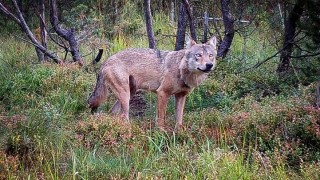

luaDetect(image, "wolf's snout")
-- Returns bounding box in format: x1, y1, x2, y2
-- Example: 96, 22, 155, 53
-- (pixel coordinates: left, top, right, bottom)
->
206, 63, 213, 70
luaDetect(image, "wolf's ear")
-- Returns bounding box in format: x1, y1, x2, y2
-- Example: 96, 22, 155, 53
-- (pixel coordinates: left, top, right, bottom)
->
186, 36, 197, 48
206, 36, 217, 47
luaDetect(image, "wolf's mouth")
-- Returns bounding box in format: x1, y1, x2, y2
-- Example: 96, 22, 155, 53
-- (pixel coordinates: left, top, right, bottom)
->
197, 68, 211, 73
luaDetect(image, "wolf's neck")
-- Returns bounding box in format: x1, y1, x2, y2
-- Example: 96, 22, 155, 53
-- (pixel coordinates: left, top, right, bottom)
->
179, 67, 208, 88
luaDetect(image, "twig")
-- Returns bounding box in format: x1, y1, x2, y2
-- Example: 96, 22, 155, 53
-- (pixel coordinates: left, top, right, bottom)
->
241, 30, 304, 73
82, 51, 93, 58
289, 52, 320, 58
212, 16, 222, 42
14, 35, 58, 59
38, 14, 69, 51
294, 43, 315, 54
39, 14, 71, 61
63, 51, 68, 61
14, 35, 42, 49
157, 33, 177, 38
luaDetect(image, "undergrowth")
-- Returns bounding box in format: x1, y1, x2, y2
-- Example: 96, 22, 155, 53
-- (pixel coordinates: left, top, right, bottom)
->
1, 16, 320, 180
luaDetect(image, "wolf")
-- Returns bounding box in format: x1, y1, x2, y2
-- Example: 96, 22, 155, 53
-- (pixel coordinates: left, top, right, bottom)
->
88, 37, 217, 130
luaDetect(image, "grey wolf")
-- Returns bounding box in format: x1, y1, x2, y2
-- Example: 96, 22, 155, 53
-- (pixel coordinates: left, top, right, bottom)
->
88, 37, 217, 130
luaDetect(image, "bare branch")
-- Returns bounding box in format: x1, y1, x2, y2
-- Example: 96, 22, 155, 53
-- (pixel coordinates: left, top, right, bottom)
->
0, 2, 21, 24
241, 30, 305, 73
14, 35, 42, 49
289, 52, 320, 58
252, 50, 282, 69
49, 0, 69, 39
211, 16, 223, 42
38, 14, 69, 51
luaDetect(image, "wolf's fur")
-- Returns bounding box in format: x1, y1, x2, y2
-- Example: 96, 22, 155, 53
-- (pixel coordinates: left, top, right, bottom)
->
88, 37, 217, 130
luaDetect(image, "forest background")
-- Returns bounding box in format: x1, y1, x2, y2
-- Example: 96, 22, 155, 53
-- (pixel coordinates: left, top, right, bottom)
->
0, 0, 320, 179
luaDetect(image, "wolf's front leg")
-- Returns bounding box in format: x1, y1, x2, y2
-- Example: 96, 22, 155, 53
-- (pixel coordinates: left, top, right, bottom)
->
110, 100, 121, 115
156, 91, 170, 130
174, 92, 187, 131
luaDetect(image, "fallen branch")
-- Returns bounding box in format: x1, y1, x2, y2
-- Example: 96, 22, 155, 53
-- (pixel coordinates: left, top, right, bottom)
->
39, 14, 69, 51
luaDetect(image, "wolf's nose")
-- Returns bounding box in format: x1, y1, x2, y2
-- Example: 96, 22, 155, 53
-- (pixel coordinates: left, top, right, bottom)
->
206, 63, 213, 69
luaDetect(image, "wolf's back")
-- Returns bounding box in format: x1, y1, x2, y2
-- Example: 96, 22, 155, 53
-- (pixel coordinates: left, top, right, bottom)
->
103, 48, 169, 70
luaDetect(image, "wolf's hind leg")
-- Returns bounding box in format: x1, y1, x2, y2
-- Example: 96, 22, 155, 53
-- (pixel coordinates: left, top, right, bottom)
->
110, 75, 136, 117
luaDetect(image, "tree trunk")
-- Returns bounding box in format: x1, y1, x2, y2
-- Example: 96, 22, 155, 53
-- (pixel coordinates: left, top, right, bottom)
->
316, 82, 320, 108
111, 0, 118, 24
276, 0, 305, 74
203, 11, 209, 43
144, 0, 156, 49
182, 0, 197, 41
35, 0, 48, 62
170, 0, 174, 25
35, 45, 45, 62
49, 0, 83, 65
217, 0, 235, 58
175, 2, 187, 51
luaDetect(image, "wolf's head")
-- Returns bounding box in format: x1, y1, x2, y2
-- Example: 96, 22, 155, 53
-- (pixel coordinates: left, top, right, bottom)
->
183, 37, 217, 73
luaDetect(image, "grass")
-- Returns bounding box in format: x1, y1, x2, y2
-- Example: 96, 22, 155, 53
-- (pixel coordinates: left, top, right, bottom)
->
1, 13, 320, 180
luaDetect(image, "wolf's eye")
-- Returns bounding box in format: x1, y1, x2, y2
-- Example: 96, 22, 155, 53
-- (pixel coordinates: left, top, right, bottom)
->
195, 53, 202, 58
209, 54, 214, 58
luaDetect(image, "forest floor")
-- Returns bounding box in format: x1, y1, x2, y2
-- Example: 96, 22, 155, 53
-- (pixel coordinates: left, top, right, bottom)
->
0, 31, 320, 179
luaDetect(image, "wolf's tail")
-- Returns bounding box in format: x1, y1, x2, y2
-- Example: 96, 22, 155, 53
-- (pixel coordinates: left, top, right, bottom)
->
88, 73, 109, 113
